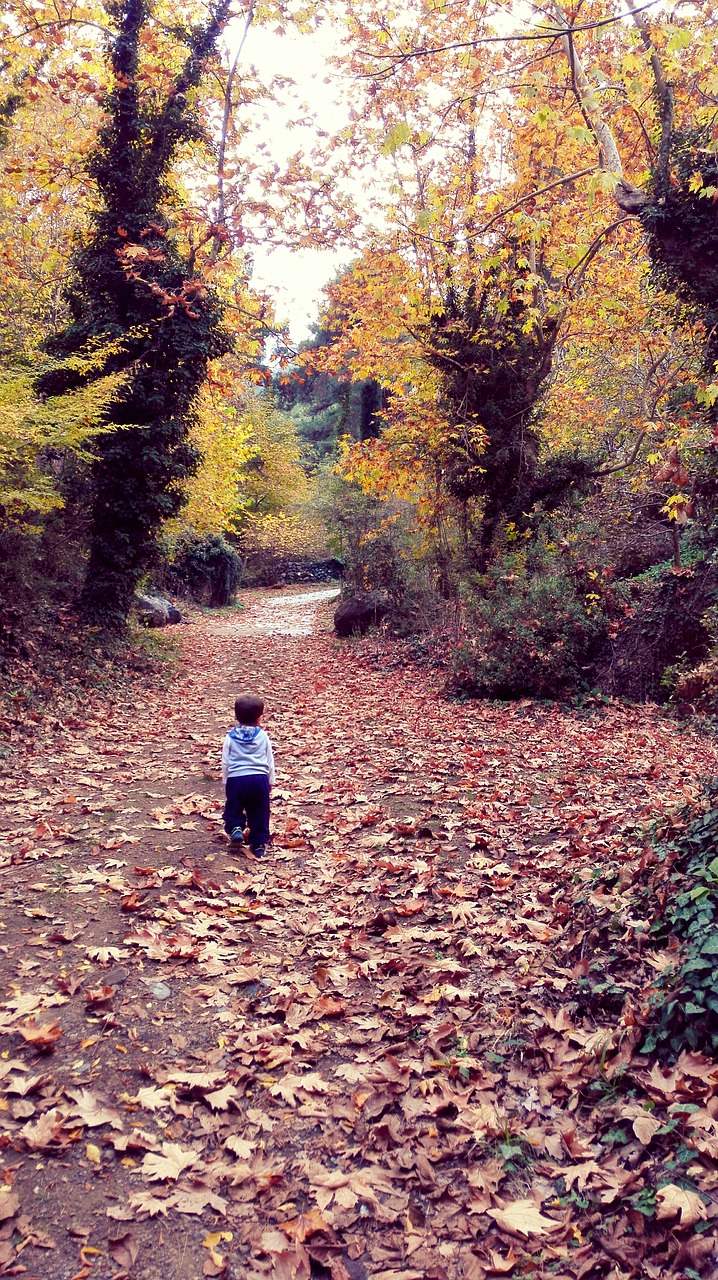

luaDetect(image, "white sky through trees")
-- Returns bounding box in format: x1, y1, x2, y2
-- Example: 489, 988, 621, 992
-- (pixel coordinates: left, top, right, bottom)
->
233, 18, 354, 342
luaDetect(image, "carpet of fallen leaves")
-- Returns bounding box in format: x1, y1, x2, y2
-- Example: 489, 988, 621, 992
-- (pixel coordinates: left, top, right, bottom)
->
1, 586, 718, 1280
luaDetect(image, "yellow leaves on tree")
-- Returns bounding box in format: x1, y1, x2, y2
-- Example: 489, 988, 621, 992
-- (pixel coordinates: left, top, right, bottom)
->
0, 360, 125, 527
172, 385, 324, 565
173, 382, 254, 538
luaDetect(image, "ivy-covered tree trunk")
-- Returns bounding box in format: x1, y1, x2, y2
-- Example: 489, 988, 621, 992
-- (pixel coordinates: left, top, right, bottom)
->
425, 262, 565, 562
37, 0, 232, 627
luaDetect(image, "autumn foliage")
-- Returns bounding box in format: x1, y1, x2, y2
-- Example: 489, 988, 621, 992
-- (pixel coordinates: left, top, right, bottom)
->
3, 3, 718, 1273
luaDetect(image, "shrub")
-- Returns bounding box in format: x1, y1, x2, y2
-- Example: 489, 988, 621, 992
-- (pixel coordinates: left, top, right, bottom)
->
237, 511, 327, 586
454, 540, 610, 699
159, 533, 240, 607
644, 785, 718, 1056
672, 658, 718, 713
665, 601, 718, 713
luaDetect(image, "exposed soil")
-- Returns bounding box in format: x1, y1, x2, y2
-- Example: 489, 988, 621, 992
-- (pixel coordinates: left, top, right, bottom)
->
1, 587, 717, 1280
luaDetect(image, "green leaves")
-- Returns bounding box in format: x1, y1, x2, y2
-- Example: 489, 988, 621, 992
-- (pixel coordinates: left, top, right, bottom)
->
645, 787, 718, 1055
380, 122, 412, 155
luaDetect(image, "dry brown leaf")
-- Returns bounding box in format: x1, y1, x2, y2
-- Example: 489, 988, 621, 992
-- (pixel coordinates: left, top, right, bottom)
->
486, 1248, 518, 1275
20, 1109, 68, 1151
108, 1233, 139, 1269
487, 1200, 562, 1238
561, 1161, 603, 1192
165, 1070, 225, 1092
655, 1183, 707, 1227
128, 1190, 173, 1218
171, 1187, 228, 1215
15, 1018, 62, 1050
139, 1142, 201, 1182
204, 1084, 240, 1111
370, 1272, 425, 1280
133, 1085, 174, 1112
224, 1135, 256, 1159
279, 1208, 331, 1241
0, 1190, 20, 1222
66, 1088, 123, 1130
631, 1112, 662, 1145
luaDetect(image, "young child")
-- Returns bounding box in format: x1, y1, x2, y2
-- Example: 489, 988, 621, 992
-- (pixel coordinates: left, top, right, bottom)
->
221, 693, 275, 858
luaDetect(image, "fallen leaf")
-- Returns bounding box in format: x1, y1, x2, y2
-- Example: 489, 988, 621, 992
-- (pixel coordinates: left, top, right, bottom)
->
279, 1208, 331, 1241
139, 1142, 201, 1182
133, 1085, 174, 1112
67, 1088, 123, 1130
632, 1112, 662, 1145
0, 1191, 20, 1222
224, 1135, 256, 1159
15, 1018, 62, 1050
204, 1083, 240, 1111
203, 1230, 233, 1267
20, 1110, 68, 1151
86, 947, 127, 964
171, 1187, 228, 1215
655, 1183, 707, 1227
487, 1200, 562, 1238
108, 1233, 139, 1269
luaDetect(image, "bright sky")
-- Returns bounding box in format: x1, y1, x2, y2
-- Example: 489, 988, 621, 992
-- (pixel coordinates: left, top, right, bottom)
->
236, 21, 356, 343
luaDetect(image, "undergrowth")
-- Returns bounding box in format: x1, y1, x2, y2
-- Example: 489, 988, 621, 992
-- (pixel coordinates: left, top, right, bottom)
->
643, 781, 718, 1056
0, 613, 179, 758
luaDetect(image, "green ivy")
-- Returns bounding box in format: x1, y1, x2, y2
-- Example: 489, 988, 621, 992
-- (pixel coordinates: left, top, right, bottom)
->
644, 783, 718, 1055
36, 0, 233, 628
160, 533, 240, 608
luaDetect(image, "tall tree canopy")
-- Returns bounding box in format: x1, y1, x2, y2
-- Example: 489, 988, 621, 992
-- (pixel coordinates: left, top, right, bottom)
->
36, 0, 236, 625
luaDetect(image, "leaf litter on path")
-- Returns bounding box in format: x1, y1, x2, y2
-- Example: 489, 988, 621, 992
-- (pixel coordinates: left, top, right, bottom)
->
0, 585, 717, 1278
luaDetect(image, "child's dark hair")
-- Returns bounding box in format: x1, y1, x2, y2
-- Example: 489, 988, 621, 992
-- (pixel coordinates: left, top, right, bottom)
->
235, 693, 264, 725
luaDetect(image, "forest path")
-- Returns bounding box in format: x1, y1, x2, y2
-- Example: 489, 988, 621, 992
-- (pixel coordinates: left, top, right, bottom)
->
0, 587, 717, 1280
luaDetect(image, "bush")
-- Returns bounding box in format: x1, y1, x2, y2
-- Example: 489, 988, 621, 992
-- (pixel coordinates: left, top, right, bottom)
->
454, 539, 610, 699
159, 533, 240, 607
644, 785, 718, 1057
600, 560, 718, 702
672, 657, 718, 713
237, 511, 328, 586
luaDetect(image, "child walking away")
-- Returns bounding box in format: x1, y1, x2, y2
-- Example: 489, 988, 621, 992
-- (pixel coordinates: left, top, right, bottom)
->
222, 694, 275, 858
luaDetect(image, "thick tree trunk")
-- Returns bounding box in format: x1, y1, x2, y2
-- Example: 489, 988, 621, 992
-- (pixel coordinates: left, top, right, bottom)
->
37, 0, 234, 629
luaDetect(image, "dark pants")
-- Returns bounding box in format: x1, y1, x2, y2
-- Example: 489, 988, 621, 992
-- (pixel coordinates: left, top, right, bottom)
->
223, 774, 271, 850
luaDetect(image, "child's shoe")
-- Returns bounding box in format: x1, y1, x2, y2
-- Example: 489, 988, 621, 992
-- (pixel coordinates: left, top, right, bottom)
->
229, 826, 244, 843
251, 845, 266, 859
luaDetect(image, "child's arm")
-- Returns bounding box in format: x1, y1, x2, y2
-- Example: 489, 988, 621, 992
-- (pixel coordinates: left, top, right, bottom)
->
221, 734, 230, 785
266, 736, 276, 788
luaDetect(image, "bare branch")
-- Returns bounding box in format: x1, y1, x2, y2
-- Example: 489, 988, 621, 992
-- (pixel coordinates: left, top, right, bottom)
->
567, 215, 642, 290
594, 429, 647, 475
215, 1, 256, 252
356, 0, 662, 70
393, 166, 600, 249
593, 350, 675, 476
478, 166, 598, 237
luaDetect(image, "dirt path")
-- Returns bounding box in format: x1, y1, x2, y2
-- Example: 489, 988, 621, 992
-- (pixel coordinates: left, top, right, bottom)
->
1, 588, 717, 1280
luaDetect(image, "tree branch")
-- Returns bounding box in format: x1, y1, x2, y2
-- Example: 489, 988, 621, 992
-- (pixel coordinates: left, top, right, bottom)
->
593, 350, 673, 476
478, 165, 598, 237
148, 0, 232, 187
625, 0, 674, 196
547, 0, 648, 213
593, 429, 647, 475
566, 215, 642, 290
393, 166, 601, 249
214, 1, 255, 254
357, 0, 663, 71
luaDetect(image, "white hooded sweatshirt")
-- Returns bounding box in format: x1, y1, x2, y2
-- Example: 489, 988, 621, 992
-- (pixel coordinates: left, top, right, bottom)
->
221, 724, 276, 786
